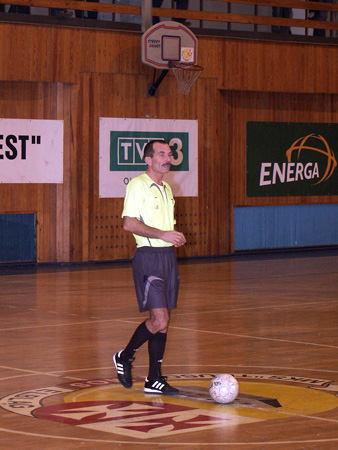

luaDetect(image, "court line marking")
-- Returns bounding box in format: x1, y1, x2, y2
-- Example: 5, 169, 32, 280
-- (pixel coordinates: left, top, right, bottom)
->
117, 319, 338, 350
0, 298, 338, 332
1, 426, 338, 446
175, 299, 338, 316
1, 362, 338, 382
0, 317, 337, 350
0, 366, 88, 382
50, 364, 338, 375
0, 319, 126, 332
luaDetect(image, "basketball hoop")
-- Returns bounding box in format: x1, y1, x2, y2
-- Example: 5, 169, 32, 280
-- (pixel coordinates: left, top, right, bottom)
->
169, 62, 203, 95
142, 22, 201, 96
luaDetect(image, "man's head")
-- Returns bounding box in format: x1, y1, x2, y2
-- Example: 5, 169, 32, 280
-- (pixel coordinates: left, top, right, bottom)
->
143, 140, 168, 159
144, 140, 172, 181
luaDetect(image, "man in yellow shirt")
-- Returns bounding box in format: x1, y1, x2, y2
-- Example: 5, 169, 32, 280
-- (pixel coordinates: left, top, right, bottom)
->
113, 140, 186, 395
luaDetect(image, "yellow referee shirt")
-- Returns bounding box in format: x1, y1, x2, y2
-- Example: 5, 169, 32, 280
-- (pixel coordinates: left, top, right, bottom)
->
122, 173, 176, 248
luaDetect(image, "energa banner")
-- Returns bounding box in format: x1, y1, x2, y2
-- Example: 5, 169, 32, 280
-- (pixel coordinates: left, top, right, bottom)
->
0, 118, 63, 183
247, 122, 338, 197
99, 118, 198, 198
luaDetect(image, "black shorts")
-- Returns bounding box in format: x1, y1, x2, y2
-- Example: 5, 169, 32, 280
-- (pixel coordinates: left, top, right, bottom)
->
132, 246, 180, 312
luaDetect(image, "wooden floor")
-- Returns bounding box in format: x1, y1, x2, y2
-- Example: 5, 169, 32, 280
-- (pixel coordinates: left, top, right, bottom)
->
1, 249, 338, 449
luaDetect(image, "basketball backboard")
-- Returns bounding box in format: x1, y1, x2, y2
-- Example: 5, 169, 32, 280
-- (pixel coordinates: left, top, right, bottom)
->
141, 21, 198, 69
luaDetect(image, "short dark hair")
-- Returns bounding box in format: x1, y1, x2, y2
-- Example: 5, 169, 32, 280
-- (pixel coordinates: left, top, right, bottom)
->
144, 139, 168, 159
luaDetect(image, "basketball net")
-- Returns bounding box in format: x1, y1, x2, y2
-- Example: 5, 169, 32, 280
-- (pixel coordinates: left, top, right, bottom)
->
169, 62, 203, 95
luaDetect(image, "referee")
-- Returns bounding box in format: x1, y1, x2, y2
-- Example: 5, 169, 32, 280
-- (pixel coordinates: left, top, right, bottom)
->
113, 139, 186, 395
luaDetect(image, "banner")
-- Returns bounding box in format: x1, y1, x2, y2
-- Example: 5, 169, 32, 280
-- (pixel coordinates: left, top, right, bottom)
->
247, 122, 338, 197
99, 118, 198, 198
0, 119, 63, 183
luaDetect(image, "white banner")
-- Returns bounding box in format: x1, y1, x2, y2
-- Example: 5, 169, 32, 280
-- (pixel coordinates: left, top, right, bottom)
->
99, 118, 198, 198
0, 119, 63, 183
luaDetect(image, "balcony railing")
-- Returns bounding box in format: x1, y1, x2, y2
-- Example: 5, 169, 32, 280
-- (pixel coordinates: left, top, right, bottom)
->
1, 0, 338, 39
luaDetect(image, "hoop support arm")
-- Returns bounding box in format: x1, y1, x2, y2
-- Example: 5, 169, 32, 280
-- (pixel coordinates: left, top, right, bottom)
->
147, 69, 169, 97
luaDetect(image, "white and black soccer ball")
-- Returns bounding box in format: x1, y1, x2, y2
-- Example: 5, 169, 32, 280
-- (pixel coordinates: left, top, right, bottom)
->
209, 374, 239, 404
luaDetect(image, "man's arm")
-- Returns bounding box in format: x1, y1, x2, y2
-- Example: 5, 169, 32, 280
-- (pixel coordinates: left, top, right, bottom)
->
123, 216, 186, 247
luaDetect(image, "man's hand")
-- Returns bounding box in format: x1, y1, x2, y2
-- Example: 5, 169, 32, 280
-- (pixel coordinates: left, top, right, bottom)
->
160, 230, 186, 247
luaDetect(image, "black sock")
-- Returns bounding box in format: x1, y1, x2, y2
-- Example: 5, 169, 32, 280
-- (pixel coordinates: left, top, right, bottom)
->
122, 321, 154, 360
148, 332, 167, 380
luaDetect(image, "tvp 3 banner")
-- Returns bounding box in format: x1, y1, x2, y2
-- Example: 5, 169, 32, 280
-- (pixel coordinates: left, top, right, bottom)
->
99, 118, 198, 198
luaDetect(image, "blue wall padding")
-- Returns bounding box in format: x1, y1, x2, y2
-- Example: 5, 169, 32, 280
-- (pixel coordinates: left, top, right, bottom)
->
234, 205, 338, 250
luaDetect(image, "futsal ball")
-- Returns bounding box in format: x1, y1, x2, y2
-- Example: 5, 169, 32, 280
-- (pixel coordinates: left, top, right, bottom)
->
209, 374, 239, 404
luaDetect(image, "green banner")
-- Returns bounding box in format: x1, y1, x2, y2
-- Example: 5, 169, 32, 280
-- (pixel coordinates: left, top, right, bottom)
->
110, 131, 189, 172
247, 122, 338, 197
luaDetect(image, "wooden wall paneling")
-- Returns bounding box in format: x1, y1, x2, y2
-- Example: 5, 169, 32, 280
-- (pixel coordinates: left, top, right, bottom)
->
7, 25, 17, 82
106, 72, 142, 261
39, 26, 55, 82
218, 85, 231, 255
219, 39, 338, 94
4, 24, 40, 82
172, 77, 230, 258
103, 31, 142, 77
0, 26, 9, 81
53, 26, 83, 83
94, 30, 116, 75
169, 78, 197, 257
16, 26, 31, 81
0, 24, 81, 83
333, 92, 338, 118
88, 73, 130, 262
52, 26, 68, 82
90, 72, 102, 261
2, 22, 338, 262
75, 73, 90, 262
194, 79, 209, 256
226, 90, 243, 211
70, 73, 93, 261
36, 186, 46, 261
38, 83, 55, 262
92, 73, 107, 262
91, 73, 102, 261
62, 83, 73, 263
87, 72, 98, 261
36, 81, 47, 119
93, 30, 144, 77
30, 26, 42, 82
199, 78, 228, 256
45, 183, 57, 262
119, 33, 143, 76
54, 28, 72, 82
65, 83, 79, 262
1, 22, 338, 93
179, 76, 227, 256
66, 28, 81, 80
49, 83, 62, 262
34, 177, 46, 261
223, 90, 235, 254
51, 83, 69, 262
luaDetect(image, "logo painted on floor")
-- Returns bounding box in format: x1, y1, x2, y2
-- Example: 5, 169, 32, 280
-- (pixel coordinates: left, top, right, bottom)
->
1, 373, 338, 439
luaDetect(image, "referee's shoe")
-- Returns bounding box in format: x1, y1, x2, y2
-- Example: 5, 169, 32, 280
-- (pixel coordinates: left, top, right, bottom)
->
144, 375, 179, 395
113, 350, 134, 389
